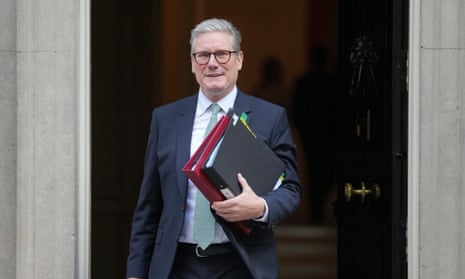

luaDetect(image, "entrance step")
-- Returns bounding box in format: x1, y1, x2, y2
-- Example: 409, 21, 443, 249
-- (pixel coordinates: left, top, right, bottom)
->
275, 226, 337, 279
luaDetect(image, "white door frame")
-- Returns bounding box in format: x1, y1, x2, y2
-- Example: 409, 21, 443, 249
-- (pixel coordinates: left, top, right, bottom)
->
408, 0, 420, 278
77, 0, 91, 278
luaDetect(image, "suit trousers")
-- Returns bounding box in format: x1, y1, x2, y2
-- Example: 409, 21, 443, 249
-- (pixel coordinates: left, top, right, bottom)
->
169, 244, 253, 279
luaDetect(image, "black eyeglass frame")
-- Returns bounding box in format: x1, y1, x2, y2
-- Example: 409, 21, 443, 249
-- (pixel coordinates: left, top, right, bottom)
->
191, 50, 238, 65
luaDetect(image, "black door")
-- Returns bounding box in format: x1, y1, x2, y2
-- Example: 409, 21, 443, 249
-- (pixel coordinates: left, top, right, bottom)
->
335, 0, 408, 278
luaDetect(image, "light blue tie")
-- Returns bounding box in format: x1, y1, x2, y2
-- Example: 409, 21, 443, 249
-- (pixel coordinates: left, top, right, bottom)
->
193, 103, 221, 249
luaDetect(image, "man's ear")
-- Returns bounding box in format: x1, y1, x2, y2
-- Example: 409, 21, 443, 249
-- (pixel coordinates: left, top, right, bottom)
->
237, 50, 244, 71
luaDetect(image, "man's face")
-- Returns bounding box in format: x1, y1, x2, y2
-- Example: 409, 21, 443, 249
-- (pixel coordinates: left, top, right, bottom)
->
191, 31, 243, 101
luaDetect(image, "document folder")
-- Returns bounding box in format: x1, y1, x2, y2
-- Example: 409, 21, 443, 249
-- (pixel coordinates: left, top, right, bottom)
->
202, 112, 285, 199
182, 112, 251, 234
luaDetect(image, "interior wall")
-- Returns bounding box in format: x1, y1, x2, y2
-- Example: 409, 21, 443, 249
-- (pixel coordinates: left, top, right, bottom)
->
159, 0, 196, 104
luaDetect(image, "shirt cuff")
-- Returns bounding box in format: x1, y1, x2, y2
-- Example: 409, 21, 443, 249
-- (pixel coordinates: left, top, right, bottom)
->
254, 198, 269, 222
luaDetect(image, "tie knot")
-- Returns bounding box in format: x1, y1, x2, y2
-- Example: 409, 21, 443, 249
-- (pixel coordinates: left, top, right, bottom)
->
203, 103, 222, 138
210, 103, 221, 114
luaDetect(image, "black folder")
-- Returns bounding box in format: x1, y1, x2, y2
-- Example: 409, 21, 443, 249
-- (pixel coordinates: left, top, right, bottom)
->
202, 112, 285, 199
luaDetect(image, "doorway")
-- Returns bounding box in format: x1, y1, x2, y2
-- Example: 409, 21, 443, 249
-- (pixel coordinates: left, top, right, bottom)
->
90, 0, 407, 278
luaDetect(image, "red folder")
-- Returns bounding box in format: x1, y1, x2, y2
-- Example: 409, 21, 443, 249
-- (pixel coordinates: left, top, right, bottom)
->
182, 112, 251, 235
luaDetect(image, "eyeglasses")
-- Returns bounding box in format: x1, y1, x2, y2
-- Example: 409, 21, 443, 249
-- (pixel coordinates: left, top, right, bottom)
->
192, 50, 238, 65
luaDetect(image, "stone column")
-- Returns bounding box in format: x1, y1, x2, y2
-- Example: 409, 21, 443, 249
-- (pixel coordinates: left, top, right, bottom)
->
15, 0, 79, 277
418, 0, 465, 278
0, 0, 17, 277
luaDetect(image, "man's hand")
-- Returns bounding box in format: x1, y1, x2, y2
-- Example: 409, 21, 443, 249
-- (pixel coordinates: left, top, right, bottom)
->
211, 173, 266, 222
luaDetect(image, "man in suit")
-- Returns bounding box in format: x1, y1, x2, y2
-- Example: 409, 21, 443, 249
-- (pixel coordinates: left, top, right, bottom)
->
127, 18, 301, 279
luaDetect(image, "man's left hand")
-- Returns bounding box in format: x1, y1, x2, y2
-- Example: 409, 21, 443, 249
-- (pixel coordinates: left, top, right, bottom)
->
211, 173, 266, 222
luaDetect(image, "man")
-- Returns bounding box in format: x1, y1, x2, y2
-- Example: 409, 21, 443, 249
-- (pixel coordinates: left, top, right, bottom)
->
127, 18, 301, 279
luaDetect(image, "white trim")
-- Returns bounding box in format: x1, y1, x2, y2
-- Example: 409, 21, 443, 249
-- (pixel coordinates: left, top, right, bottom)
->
407, 0, 420, 278
76, 0, 91, 278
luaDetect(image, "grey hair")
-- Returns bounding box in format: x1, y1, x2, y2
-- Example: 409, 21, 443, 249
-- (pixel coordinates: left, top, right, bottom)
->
190, 18, 242, 53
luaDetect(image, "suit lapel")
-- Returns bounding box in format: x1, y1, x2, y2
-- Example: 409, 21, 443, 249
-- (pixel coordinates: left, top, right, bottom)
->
234, 91, 254, 126
175, 95, 197, 199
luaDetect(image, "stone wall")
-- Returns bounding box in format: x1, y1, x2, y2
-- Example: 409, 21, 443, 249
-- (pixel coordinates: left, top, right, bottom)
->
15, 0, 78, 278
0, 0, 17, 277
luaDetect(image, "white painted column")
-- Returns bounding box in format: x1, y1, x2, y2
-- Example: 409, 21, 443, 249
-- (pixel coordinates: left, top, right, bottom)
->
76, 0, 92, 278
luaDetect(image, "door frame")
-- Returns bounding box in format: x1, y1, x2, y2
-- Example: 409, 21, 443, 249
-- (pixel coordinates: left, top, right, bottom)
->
77, 0, 91, 278
407, 0, 420, 278
74, 0, 421, 277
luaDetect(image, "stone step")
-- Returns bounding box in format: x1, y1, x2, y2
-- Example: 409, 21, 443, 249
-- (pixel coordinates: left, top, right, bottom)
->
275, 226, 337, 279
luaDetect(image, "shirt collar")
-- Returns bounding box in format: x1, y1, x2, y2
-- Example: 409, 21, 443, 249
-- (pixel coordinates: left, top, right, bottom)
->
197, 86, 238, 115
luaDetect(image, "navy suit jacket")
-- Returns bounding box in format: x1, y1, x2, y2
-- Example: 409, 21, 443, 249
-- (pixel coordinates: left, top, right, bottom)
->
127, 91, 301, 279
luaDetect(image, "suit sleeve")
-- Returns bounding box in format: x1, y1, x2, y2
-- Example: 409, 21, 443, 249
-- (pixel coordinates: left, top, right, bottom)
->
261, 108, 301, 229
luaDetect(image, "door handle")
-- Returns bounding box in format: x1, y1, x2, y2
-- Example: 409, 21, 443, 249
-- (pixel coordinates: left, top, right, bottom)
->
344, 181, 381, 202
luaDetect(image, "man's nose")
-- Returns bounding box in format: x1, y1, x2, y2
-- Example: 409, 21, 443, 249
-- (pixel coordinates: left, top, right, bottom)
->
207, 53, 219, 66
